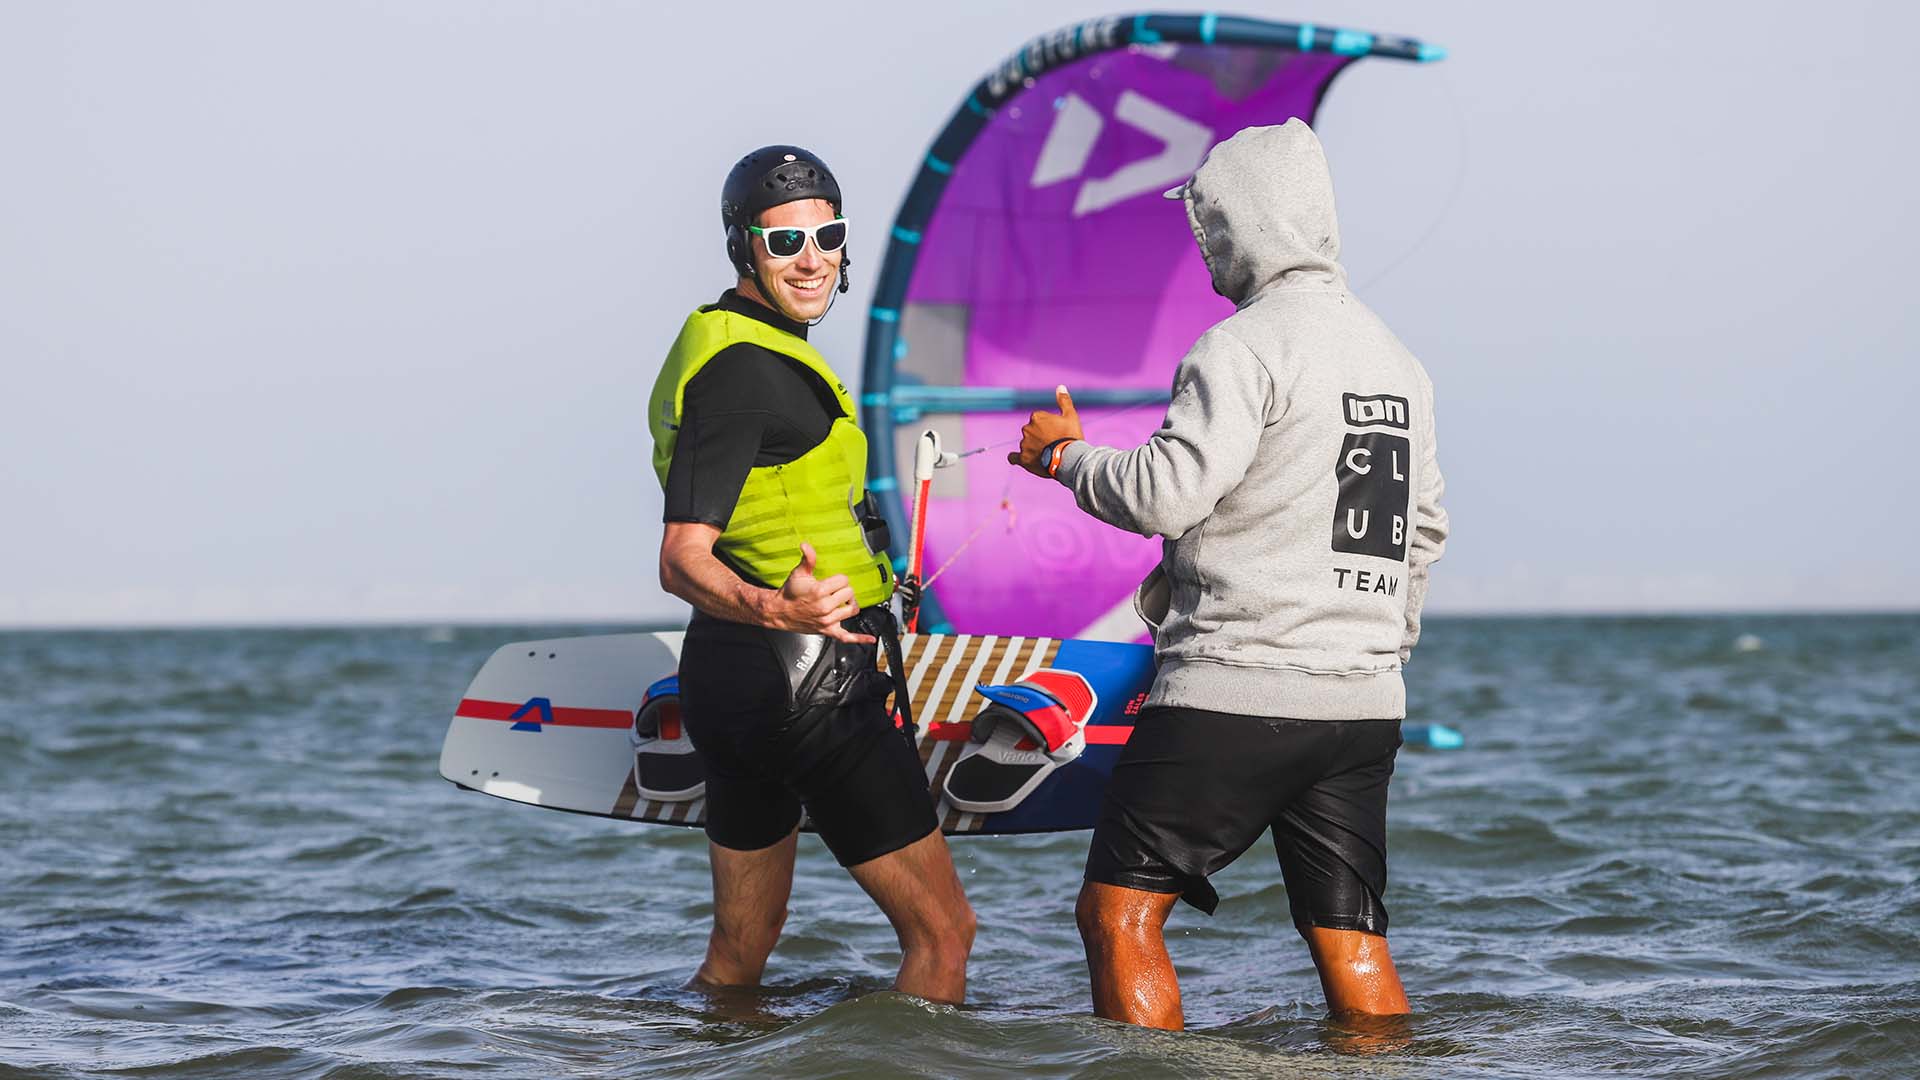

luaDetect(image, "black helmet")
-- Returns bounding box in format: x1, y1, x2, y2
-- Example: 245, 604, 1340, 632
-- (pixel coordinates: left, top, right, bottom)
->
722, 145, 845, 278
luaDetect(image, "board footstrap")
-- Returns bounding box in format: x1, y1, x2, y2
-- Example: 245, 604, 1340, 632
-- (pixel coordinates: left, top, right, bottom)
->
943, 669, 1096, 814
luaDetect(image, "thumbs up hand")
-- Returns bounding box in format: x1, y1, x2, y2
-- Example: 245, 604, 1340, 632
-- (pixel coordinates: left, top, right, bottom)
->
1009, 385, 1085, 478
771, 542, 875, 643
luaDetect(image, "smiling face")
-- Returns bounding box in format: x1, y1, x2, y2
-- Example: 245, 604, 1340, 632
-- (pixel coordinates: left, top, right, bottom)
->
738, 198, 843, 323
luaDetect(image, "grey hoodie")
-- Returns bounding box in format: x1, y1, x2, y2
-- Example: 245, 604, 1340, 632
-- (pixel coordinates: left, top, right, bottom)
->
1055, 119, 1448, 721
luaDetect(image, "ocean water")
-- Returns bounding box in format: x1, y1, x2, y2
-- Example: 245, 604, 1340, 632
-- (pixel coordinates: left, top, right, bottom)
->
2, 615, 1917, 1079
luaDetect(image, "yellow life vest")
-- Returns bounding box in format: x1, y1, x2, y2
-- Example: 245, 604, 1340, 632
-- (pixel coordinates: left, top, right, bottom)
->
649, 305, 894, 607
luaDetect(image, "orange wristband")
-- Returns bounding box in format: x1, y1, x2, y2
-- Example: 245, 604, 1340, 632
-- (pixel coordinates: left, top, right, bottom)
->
1044, 438, 1076, 477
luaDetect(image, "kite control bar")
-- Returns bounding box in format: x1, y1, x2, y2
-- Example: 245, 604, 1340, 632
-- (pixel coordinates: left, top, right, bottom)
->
901, 429, 964, 633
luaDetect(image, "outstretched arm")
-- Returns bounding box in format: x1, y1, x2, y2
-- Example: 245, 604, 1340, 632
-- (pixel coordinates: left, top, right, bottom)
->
1015, 328, 1271, 540
659, 523, 875, 643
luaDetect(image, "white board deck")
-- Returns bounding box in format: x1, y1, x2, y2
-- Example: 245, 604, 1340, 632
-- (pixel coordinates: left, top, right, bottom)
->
439, 631, 1083, 833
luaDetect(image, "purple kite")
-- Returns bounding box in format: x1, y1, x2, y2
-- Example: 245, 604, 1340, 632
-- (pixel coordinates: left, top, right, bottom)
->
862, 14, 1444, 639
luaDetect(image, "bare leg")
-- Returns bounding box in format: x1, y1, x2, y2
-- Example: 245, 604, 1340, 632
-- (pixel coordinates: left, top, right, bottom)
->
692, 827, 799, 988
1303, 926, 1409, 1017
1076, 881, 1184, 1030
845, 829, 975, 1003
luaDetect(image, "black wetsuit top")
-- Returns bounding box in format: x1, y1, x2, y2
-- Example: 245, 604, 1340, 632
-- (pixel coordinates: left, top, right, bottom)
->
661, 289, 839, 529
663, 290, 843, 645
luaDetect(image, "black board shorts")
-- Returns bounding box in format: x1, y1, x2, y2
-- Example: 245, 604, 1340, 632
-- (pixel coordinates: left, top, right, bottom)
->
676, 613, 938, 868
1084, 705, 1401, 933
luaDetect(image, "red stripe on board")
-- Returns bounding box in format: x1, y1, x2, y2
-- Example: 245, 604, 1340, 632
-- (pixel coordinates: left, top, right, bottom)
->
924, 721, 1134, 744
455, 698, 632, 729
457, 699, 1132, 742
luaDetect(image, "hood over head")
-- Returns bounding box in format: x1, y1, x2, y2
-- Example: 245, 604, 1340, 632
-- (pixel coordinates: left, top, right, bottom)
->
1165, 119, 1345, 304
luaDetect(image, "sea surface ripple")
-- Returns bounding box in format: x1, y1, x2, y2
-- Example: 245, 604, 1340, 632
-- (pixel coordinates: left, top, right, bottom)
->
2, 615, 1917, 1078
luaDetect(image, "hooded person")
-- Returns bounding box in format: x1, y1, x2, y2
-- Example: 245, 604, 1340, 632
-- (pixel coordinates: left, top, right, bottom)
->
1012, 119, 1449, 1029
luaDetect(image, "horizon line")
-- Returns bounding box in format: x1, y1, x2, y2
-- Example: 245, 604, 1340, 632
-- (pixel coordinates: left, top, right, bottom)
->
4, 606, 1918, 633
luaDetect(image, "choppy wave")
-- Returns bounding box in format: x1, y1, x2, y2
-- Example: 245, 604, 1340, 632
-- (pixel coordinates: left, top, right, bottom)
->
3, 617, 1917, 1077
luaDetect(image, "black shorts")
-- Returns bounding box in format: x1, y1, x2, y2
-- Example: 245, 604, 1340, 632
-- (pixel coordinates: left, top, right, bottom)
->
676, 613, 938, 867
1085, 705, 1401, 934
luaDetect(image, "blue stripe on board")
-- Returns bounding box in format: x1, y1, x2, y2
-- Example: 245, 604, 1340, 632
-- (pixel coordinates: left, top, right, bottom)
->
870, 307, 900, 323
1198, 12, 1217, 44
869, 476, 898, 493
891, 226, 923, 244
925, 154, 954, 175
1297, 22, 1315, 51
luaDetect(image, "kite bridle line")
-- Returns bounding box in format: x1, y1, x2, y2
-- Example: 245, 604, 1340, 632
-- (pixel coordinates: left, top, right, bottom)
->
896, 394, 1178, 632
902, 430, 1013, 631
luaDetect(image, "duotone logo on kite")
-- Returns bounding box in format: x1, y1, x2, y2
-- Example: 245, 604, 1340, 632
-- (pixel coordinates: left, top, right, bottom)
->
1332, 394, 1412, 561
1029, 91, 1211, 216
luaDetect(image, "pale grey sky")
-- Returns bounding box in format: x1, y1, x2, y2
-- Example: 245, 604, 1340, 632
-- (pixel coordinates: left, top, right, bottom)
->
3, 1, 1915, 626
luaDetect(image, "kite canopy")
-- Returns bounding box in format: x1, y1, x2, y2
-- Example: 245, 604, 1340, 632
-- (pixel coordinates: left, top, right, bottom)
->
862, 14, 1443, 639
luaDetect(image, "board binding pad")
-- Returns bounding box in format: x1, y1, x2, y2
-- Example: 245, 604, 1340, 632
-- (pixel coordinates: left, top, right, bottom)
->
439, 631, 1155, 835
631, 674, 703, 801
942, 670, 1096, 814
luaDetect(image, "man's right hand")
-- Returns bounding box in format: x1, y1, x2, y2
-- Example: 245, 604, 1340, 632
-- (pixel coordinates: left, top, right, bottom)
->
766, 543, 875, 644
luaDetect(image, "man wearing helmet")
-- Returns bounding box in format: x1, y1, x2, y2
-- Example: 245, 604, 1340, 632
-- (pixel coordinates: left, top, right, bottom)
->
649, 146, 975, 1003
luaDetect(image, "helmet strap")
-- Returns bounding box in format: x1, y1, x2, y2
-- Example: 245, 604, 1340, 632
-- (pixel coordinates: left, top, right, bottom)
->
808, 280, 839, 327
809, 248, 850, 326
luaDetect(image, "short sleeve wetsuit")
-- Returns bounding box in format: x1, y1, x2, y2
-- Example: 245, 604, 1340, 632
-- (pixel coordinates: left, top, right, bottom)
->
662, 290, 839, 542
664, 289, 937, 866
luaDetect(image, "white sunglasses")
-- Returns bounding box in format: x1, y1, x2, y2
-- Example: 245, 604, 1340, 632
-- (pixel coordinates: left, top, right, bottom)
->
747, 218, 850, 259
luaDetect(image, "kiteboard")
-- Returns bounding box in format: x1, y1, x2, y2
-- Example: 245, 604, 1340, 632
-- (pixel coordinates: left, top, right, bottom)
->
438, 630, 1462, 834
439, 629, 1154, 834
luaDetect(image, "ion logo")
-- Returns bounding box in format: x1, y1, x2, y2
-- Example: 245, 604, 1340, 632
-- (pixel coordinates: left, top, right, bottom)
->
1342, 393, 1409, 430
